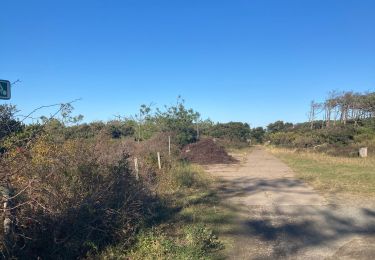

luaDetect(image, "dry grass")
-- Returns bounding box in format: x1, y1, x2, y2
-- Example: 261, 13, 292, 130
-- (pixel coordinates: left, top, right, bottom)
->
268, 147, 375, 196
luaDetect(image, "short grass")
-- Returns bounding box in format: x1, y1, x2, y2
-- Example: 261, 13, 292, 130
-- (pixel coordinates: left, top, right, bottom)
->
269, 147, 375, 196
98, 163, 235, 260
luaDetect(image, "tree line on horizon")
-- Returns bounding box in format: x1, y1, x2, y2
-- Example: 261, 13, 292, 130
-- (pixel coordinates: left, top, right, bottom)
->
308, 90, 375, 129
263, 90, 375, 156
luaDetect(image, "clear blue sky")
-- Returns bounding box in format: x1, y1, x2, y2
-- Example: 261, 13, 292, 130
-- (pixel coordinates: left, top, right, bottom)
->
1, 0, 374, 127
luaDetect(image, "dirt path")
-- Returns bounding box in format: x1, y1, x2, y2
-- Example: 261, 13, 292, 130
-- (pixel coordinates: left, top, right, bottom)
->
206, 147, 375, 259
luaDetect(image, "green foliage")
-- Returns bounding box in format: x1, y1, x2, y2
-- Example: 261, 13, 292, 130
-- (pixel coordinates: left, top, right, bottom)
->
129, 229, 176, 259
267, 120, 293, 133
107, 121, 135, 139
131, 104, 159, 142
209, 122, 251, 142
0, 104, 23, 141
126, 225, 222, 260
268, 131, 297, 146
355, 126, 375, 144
64, 121, 106, 139
250, 127, 266, 143
156, 97, 200, 146
320, 126, 357, 145
60, 103, 84, 125
267, 117, 375, 157
268, 126, 360, 148
198, 119, 215, 133
185, 224, 223, 253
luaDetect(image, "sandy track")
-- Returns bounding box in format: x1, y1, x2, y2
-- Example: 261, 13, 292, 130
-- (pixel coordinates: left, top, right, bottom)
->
206, 147, 375, 259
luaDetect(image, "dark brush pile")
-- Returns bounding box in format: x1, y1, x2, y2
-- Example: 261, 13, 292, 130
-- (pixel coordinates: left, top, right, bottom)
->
181, 138, 237, 164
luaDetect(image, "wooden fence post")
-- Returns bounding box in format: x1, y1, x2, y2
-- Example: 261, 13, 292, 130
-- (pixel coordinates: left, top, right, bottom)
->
157, 152, 161, 169
168, 136, 171, 156
134, 157, 139, 180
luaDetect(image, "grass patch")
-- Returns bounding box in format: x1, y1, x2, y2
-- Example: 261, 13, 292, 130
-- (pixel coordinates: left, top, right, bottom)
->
269, 147, 375, 196
98, 163, 233, 259
173, 163, 208, 189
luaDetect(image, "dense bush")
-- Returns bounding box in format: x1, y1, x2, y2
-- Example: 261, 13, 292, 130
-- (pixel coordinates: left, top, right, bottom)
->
268, 127, 359, 147
0, 133, 149, 259
250, 127, 266, 143
107, 121, 135, 139
0, 105, 23, 140
208, 122, 251, 142
266, 117, 375, 157
268, 132, 295, 146
267, 120, 293, 134
0, 112, 217, 258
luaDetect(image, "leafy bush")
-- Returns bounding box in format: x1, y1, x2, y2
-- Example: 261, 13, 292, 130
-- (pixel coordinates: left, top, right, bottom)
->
268, 132, 297, 146
250, 127, 266, 143
156, 98, 200, 147
208, 122, 251, 142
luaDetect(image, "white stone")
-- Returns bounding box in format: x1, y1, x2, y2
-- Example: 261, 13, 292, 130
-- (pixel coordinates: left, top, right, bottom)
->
359, 147, 368, 158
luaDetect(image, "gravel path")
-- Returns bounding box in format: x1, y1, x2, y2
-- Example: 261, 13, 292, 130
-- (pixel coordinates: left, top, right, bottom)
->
206, 147, 375, 259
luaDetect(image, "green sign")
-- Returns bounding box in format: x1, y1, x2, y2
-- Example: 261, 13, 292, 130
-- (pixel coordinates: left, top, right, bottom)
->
0, 80, 11, 100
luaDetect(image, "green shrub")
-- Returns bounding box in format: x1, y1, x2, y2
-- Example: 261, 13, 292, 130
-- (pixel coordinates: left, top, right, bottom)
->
184, 224, 223, 252
250, 127, 266, 143
124, 225, 222, 260
268, 132, 297, 146
355, 127, 375, 144
208, 122, 251, 142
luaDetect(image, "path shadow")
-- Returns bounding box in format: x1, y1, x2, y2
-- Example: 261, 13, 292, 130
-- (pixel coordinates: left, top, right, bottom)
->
210, 176, 375, 258
215, 176, 315, 200
242, 206, 375, 259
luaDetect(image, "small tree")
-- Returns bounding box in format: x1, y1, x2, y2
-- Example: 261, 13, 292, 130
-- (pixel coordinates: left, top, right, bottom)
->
132, 104, 154, 143
0, 104, 23, 141
250, 127, 266, 143
156, 97, 200, 146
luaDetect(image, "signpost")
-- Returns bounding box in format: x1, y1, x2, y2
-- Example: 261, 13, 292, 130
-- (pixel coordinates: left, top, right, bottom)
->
0, 80, 11, 100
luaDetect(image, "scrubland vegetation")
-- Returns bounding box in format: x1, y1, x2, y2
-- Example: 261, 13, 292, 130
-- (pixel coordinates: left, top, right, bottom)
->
0, 99, 242, 259
1, 90, 374, 258
261, 91, 375, 157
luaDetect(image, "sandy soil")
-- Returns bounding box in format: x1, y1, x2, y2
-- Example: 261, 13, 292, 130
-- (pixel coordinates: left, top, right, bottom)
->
206, 146, 375, 259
